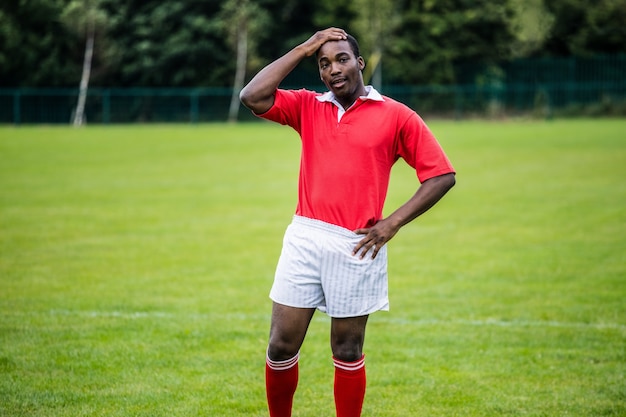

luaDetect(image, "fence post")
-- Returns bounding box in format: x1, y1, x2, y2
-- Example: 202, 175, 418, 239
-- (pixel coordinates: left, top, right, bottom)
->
13, 90, 21, 125
568, 57, 576, 105
190, 90, 199, 123
102, 89, 110, 124
454, 85, 463, 120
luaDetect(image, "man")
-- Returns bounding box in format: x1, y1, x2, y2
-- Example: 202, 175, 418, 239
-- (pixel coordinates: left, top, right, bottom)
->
239, 27, 455, 417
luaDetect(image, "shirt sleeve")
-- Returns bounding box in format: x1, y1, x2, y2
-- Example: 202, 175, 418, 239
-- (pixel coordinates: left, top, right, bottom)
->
255, 89, 308, 133
397, 111, 456, 183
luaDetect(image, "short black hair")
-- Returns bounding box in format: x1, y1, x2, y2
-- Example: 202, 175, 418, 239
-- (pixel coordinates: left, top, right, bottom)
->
345, 34, 360, 58
315, 33, 362, 59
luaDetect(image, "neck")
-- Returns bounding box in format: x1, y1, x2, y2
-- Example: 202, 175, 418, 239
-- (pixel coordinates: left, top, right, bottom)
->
338, 85, 367, 110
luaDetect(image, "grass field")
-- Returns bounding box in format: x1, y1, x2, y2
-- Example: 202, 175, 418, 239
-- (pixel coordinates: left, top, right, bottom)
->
0, 119, 625, 416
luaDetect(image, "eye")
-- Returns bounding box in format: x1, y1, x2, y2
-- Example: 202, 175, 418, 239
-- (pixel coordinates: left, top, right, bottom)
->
320, 62, 329, 70
340, 57, 348, 63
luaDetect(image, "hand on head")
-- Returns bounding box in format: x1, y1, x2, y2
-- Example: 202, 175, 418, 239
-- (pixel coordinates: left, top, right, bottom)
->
301, 28, 348, 57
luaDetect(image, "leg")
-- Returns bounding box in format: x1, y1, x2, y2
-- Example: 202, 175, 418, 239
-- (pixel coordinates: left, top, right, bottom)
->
331, 315, 369, 417
330, 315, 369, 361
266, 302, 315, 417
268, 302, 316, 360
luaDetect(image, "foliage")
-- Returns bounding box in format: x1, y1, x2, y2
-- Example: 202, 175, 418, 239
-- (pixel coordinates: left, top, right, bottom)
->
98, 0, 229, 87
351, 0, 400, 86
543, 0, 626, 56
385, 0, 516, 85
0, 0, 79, 87
217, 0, 270, 72
312, 0, 358, 30
508, 0, 555, 57
61, 0, 108, 37
0, 0, 625, 88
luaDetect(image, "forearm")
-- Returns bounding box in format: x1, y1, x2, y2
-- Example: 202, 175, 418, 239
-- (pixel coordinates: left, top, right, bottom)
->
386, 173, 456, 229
353, 173, 455, 259
239, 27, 348, 114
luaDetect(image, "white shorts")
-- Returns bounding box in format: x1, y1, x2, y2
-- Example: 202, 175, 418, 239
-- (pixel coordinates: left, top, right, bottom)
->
270, 216, 390, 318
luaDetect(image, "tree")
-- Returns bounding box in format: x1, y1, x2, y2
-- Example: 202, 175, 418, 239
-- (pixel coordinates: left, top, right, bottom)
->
98, 0, 229, 87
543, 0, 626, 56
62, 0, 108, 126
386, 0, 516, 85
4, 0, 625, 93
351, 0, 400, 89
0, 0, 78, 87
218, 0, 270, 122
252, 0, 320, 88
313, 0, 358, 30
508, 0, 554, 58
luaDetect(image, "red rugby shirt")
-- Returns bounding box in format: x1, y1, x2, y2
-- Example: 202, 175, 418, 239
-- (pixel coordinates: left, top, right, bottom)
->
257, 88, 455, 230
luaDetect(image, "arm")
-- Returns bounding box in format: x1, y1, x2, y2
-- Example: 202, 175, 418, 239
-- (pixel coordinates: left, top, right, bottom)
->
239, 28, 348, 114
353, 173, 456, 259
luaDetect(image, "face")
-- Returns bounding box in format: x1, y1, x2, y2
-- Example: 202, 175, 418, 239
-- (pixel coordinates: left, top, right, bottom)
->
317, 40, 366, 108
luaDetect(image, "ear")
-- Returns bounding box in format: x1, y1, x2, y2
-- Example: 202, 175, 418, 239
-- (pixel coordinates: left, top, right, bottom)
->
358, 56, 365, 71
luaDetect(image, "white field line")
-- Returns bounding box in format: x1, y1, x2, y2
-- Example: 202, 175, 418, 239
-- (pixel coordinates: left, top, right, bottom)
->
373, 316, 626, 331
21, 309, 625, 332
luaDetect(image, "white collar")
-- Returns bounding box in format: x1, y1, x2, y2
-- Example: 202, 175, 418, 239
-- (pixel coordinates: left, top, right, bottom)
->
316, 85, 384, 104
316, 86, 384, 121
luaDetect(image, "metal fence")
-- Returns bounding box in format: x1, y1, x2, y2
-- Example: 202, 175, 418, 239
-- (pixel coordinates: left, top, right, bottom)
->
384, 81, 626, 119
1, 55, 625, 124
0, 87, 244, 124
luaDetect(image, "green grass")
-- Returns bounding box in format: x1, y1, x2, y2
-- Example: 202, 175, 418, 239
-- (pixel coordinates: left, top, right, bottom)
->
1, 120, 624, 416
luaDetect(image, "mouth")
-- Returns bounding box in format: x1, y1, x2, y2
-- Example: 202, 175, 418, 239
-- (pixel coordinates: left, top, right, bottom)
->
330, 77, 347, 89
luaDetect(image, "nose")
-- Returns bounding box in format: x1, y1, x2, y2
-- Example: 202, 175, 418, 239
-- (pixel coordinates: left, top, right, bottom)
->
330, 62, 341, 75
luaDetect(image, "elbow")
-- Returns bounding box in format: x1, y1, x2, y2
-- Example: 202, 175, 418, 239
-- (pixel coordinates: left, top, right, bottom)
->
436, 172, 456, 192
239, 86, 272, 114
239, 86, 253, 108
446, 173, 456, 190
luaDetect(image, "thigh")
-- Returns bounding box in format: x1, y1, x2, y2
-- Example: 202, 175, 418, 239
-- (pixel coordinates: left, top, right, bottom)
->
268, 302, 316, 360
330, 315, 369, 361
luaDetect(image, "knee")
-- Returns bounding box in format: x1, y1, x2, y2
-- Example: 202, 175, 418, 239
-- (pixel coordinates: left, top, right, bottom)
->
267, 335, 300, 361
331, 338, 364, 362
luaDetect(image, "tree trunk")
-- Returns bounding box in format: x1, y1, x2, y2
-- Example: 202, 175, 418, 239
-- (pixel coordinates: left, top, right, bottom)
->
74, 23, 94, 126
228, 19, 247, 123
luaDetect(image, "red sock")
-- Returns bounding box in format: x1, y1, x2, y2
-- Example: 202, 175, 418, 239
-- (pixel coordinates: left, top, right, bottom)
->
333, 355, 366, 417
266, 351, 299, 417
